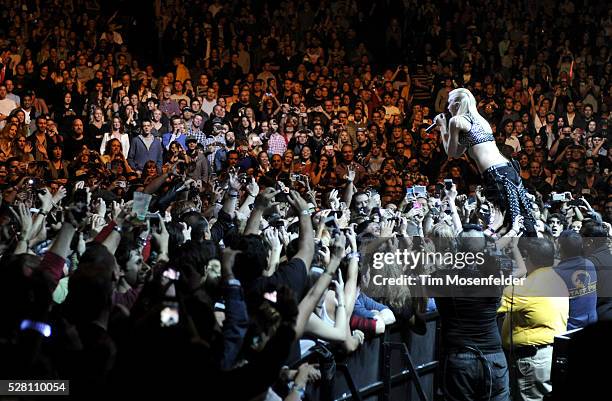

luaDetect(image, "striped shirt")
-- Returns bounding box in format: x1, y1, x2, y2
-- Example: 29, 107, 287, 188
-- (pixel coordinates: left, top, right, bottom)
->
268, 132, 287, 155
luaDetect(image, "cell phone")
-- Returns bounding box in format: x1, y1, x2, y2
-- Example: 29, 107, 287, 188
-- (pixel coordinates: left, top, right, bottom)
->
467, 196, 477, 205
406, 187, 415, 200
551, 192, 572, 202
380, 208, 395, 219
117, 180, 127, 188
444, 179, 453, 190
414, 185, 427, 198
160, 301, 179, 327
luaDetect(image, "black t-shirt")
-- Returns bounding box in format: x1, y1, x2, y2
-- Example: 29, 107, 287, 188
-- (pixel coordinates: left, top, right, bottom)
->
249, 257, 309, 303
63, 135, 87, 161
435, 296, 503, 354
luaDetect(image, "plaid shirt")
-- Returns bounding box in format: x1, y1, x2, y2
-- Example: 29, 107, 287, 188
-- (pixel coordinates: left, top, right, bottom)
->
268, 132, 287, 155
204, 133, 226, 167
187, 126, 207, 146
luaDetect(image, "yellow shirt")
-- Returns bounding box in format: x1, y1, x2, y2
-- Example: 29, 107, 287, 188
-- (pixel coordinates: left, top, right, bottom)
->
498, 267, 569, 349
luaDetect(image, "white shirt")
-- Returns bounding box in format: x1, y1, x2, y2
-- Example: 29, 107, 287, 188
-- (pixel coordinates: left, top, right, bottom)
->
100, 132, 131, 156
201, 98, 217, 116
505, 135, 522, 153
0, 98, 18, 129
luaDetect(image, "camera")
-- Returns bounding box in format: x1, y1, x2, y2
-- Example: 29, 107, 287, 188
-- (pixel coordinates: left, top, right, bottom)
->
551, 192, 571, 202
444, 179, 453, 191
160, 301, 179, 327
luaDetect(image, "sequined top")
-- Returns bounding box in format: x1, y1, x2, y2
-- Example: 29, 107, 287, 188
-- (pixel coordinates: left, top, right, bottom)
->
458, 113, 495, 148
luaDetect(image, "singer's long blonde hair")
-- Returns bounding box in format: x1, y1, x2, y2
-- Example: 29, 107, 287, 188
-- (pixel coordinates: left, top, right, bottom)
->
448, 88, 492, 133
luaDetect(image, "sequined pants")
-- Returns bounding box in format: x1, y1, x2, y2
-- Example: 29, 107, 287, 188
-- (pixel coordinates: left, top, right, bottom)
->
482, 162, 536, 235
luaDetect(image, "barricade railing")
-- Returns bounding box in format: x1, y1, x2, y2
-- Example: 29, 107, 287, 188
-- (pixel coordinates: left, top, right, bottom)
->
304, 311, 440, 401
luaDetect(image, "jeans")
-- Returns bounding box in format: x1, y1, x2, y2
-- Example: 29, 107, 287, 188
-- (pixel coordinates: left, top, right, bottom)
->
442, 350, 510, 401
510, 346, 553, 401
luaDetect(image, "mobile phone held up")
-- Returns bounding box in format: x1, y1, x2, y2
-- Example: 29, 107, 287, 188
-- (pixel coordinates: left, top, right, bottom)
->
275, 182, 290, 202
444, 179, 453, 191
413, 185, 427, 198
551, 192, 572, 202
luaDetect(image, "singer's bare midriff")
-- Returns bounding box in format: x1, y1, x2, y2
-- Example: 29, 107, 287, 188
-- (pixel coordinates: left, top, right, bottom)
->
467, 141, 509, 174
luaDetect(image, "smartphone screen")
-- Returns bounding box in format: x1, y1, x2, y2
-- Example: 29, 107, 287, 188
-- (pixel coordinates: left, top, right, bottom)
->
414, 185, 427, 197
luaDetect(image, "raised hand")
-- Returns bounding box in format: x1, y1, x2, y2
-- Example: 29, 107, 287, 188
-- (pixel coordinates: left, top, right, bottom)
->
263, 227, 281, 251
328, 189, 341, 210
11, 203, 33, 241
287, 190, 309, 215
254, 187, 280, 210
37, 188, 54, 212
228, 172, 241, 190
380, 219, 396, 237
52, 186, 67, 205
151, 214, 169, 260
317, 243, 331, 267
330, 232, 347, 263
313, 209, 331, 227
90, 214, 107, 235
179, 222, 192, 242
434, 113, 446, 128
246, 176, 259, 197
345, 166, 356, 183
345, 225, 357, 253
95, 197, 107, 217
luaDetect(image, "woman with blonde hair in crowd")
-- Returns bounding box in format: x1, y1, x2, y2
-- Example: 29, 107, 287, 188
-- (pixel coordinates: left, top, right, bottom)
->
0, 123, 19, 161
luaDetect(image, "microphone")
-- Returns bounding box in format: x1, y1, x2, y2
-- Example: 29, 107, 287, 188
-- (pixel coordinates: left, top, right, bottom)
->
425, 113, 447, 133
424, 121, 438, 133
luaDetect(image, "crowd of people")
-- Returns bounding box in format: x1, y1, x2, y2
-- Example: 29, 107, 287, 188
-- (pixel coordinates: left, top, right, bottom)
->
0, 0, 611, 399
